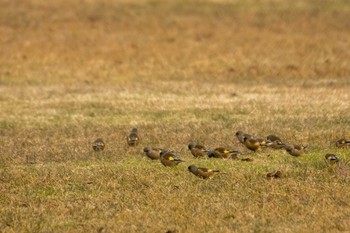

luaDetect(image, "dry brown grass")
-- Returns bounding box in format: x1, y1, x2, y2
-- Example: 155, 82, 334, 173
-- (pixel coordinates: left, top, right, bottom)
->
1, 0, 350, 232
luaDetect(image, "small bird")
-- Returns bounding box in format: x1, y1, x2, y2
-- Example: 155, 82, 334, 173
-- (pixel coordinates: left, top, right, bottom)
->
293, 144, 308, 151
188, 165, 220, 179
160, 150, 185, 167
284, 144, 307, 157
235, 131, 252, 144
92, 138, 105, 151
266, 171, 282, 179
188, 143, 208, 157
207, 147, 239, 159
267, 134, 282, 142
325, 153, 340, 165
127, 128, 140, 146
256, 138, 272, 148
243, 136, 268, 152
143, 147, 162, 160
267, 135, 285, 149
336, 139, 350, 148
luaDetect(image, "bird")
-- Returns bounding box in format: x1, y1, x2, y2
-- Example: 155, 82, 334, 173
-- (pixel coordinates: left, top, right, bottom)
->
235, 131, 252, 144
336, 139, 350, 148
269, 140, 286, 149
92, 138, 105, 151
188, 143, 208, 157
284, 144, 307, 157
267, 135, 285, 149
293, 144, 308, 151
143, 147, 162, 160
237, 131, 272, 151
324, 153, 340, 165
160, 150, 185, 167
241, 158, 254, 162
266, 171, 282, 179
243, 136, 268, 152
207, 147, 239, 159
255, 138, 272, 148
127, 128, 140, 146
188, 164, 220, 179
267, 134, 282, 142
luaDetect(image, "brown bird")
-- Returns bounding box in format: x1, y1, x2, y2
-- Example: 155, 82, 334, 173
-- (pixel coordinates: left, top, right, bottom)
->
160, 150, 185, 167
267, 134, 285, 149
243, 136, 270, 152
269, 140, 286, 149
324, 153, 340, 165
143, 147, 162, 160
284, 144, 307, 157
207, 147, 239, 159
127, 128, 140, 146
235, 131, 252, 144
92, 138, 105, 151
293, 144, 308, 151
267, 134, 282, 142
188, 143, 208, 157
188, 164, 220, 179
266, 171, 282, 179
336, 138, 350, 148
256, 138, 272, 148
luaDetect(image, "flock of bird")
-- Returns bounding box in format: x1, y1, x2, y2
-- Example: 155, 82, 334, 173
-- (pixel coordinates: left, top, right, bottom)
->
92, 128, 350, 179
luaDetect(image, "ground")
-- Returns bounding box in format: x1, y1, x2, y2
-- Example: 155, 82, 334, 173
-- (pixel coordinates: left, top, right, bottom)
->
1, 0, 350, 232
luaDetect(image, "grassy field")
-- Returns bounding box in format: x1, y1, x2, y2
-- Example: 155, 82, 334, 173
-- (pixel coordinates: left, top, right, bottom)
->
1, 0, 350, 232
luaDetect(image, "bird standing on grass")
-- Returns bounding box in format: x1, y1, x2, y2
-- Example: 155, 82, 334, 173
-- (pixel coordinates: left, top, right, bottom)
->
267, 134, 282, 142
92, 138, 105, 151
143, 147, 163, 160
325, 153, 340, 165
237, 131, 272, 151
267, 134, 285, 149
160, 150, 185, 167
243, 136, 266, 152
207, 147, 239, 159
255, 138, 272, 148
188, 165, 220, 179
269, 139, 286, 149
188, 143, 208, 158
235, 131, 252, 144
336, 139, 350, 148
284, 144, 307, 157
127, 128, 140, 146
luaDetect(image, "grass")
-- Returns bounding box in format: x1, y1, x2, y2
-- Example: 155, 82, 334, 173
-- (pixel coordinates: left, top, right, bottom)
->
1, 0, 350, 232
